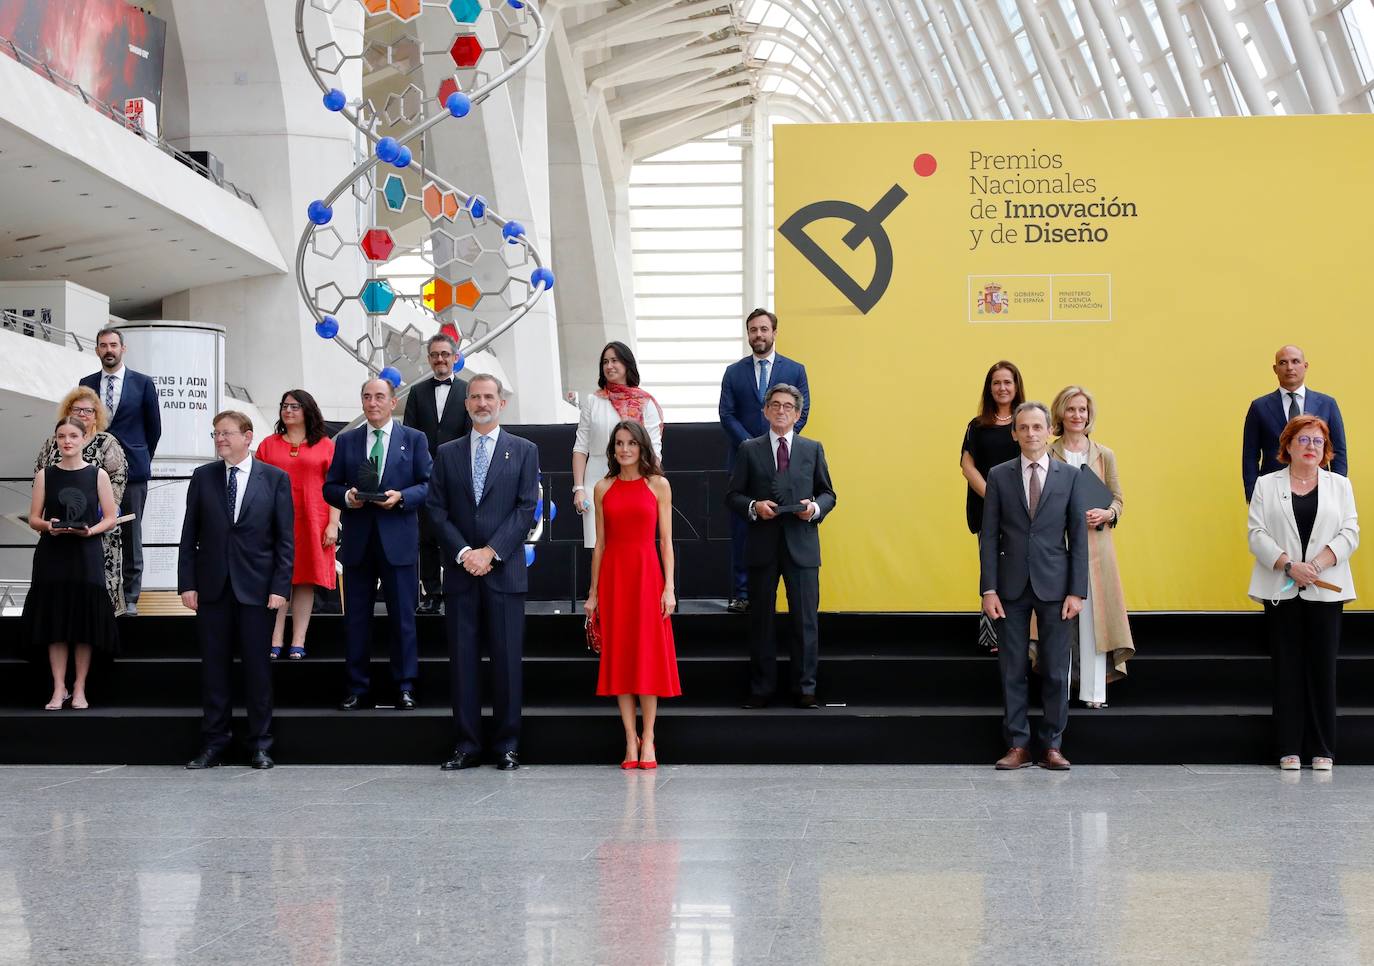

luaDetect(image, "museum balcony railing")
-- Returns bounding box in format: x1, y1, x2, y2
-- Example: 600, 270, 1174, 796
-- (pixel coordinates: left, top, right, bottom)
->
0, 34, 259, 208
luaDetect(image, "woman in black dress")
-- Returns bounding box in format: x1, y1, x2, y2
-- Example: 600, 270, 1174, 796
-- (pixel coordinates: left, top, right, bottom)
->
23, 417, 121, 710
960, 360, 1025, 653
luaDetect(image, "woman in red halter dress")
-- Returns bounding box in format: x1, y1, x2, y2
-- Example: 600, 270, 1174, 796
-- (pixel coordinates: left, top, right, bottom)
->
586, 420, 681, 769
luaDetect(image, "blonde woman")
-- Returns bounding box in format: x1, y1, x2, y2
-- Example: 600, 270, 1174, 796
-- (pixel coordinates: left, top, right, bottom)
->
1048, 385, 1134, 707
34, 387, 128, 617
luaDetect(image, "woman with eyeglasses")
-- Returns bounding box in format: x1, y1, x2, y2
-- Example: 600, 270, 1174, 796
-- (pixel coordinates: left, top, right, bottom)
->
33, 386, 128, 618
1247, 414, 1359, 771
254, 389, 338, 659
24, 417, 121, 709
572, 341, 665, 549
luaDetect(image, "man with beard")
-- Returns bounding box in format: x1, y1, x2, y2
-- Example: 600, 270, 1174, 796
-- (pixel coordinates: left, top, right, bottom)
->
426, 375, 538, 770
718, 309, 809, 613
81, 328, 162, 615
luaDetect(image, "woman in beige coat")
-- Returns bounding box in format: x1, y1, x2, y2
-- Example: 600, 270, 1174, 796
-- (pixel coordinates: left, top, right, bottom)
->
1049, 386, 1134, 707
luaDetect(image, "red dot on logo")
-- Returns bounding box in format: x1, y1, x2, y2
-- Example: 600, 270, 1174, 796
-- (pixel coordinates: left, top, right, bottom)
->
913, 153, 937, 177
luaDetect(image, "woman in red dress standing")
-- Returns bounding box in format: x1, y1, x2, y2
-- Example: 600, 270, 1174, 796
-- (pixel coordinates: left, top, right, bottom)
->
585, 420, 680, 769
255, 389, 338, 659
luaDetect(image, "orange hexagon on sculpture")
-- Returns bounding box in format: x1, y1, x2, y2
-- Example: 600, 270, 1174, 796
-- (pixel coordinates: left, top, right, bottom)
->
423, 278, 455, 313
389, 0, 421, 20
453, 279, 481, 309
442, 192, 460, 220
423, 183, 444, 220
363, 0, 387, 12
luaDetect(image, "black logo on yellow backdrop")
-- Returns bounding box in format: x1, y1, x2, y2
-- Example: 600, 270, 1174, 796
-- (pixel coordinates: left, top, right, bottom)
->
779, 184, 907, 314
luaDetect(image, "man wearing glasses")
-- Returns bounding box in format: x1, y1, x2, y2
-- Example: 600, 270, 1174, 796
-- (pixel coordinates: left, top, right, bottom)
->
403, 334, 472, 615
1242, 344, 1348, 502
726, 384, 836, 709
178, 412, 293, 769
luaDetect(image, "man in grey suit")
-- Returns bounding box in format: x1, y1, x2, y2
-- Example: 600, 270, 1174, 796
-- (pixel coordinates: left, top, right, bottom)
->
980, 401, 1087, 770
726, 384, 837, 709
425, 374, 539, 771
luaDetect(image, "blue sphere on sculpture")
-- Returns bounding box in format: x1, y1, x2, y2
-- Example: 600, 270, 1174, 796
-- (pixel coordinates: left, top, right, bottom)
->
530, 266, 555, 291
524, 545, 535, 566
446, 91, 472, 117
379, 366, 403, 388
453, 352, 465, 373
548, 501, 557, 521
502, 221, 525, 242
315, 316, 339, 339
393, 145, 412, 169
323, 88, 347, 112
467, 195, 487, 219
307, 200, 332, 225
375, 136, 401, 164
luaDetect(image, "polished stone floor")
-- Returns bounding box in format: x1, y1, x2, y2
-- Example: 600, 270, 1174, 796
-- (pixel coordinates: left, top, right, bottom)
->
1, 763, 1372, 965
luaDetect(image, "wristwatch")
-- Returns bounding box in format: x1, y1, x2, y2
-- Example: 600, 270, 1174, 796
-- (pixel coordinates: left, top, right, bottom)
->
1283, 561, 1293, 577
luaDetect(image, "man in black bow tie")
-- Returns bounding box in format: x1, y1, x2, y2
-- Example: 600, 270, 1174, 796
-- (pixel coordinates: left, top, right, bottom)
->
403, 333, 472, 615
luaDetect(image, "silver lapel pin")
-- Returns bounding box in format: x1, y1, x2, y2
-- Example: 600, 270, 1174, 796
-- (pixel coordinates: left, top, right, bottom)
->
504, 451, 510, 460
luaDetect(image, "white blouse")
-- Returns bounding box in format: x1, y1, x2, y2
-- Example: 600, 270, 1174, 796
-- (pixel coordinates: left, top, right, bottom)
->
572, 391, 664, 548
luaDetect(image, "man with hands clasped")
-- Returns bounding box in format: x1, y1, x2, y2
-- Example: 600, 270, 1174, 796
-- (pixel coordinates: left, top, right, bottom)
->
980, 401, 1087, 771
726, 384, 836, 709
425, 375, 539, 771
324, 378, 432, 711
178, 411, 294, 769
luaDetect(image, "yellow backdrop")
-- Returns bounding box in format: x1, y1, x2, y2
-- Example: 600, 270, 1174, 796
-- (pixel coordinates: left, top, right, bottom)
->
773, 116, 1371, 612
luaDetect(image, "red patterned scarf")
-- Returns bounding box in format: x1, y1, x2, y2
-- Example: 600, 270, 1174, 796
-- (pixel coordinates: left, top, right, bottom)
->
600, 383, 665, 427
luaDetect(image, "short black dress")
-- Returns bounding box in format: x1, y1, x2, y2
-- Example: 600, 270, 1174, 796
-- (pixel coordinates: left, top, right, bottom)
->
21, 465, 119, 653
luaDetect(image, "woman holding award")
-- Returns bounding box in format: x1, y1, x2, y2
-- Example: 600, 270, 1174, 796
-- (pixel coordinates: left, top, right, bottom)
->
585, 421, 680, 769
1048, 385, 1134, 707
22, 417, 121, 710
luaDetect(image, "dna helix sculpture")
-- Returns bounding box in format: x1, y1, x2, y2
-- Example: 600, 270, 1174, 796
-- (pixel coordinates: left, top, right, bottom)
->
291, 0, 554, 391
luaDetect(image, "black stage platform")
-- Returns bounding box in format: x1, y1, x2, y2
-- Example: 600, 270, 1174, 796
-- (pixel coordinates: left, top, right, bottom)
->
3, 611, 1372, 765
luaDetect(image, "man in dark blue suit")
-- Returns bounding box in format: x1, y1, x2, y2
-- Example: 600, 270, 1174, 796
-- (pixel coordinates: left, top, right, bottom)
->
81, 327, 162, 615
426, 374, 538, 771
718, 309, 809, 613
980, 402, 1087, 771
178, 411, 293, 770
324, 378, 432, 711
1242, 344, 1347, 502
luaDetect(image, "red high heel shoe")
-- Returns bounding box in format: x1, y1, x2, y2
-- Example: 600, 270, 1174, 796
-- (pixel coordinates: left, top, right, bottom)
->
638, 743, 658, 770
621, 738, 640, 769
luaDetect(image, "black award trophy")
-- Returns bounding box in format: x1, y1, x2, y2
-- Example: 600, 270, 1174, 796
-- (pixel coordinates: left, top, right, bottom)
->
355, 459, 388, 502
50, 487, 90, 533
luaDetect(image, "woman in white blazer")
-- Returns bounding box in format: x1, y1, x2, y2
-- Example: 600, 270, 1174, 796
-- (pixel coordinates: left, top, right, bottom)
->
1247, 414, 1358, 772
571, 341, 664, 549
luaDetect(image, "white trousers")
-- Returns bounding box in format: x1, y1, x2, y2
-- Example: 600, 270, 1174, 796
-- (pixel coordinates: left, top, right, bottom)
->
1078, 593, 1108, 703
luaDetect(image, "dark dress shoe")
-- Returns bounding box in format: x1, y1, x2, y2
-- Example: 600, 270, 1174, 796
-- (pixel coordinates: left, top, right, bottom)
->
726, 598, 750, 614
795, 694, 820, 709
397, 690, 417, 710
339, 693, 369, 711
441, 750, 481, 771
185, 749, 222, 770
1039, 749, 1071, 770
416, 598, 441, 616
995, 747, 1033, 770
495, 751, 520, 771
741, 693, 771, 709
251, 750, 275, 770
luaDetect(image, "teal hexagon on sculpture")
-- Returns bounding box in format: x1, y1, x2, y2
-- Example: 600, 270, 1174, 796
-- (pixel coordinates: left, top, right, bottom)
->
448, 0, 481, 23
382, 173, 407, 212
360, 279, 397, 315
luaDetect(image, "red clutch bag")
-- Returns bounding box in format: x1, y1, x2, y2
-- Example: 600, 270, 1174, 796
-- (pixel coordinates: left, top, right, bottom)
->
584, 612, 602, 654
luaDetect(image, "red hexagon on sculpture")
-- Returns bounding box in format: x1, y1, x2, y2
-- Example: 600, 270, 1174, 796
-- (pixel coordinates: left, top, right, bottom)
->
437, 76, 462, 108
449, 35, 483, 69
360, 228, 396, 262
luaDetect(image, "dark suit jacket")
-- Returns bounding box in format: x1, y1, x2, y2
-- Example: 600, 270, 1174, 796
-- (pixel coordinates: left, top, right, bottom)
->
725, 433, 835, 569
1242, 388, 1347, 501
403, 375, 472, 457
323, 422, 432, 567
979, 457, 1088, 602
177, 459, 294, 605
719, 354, 809, 466
80, 369, 162, 482
426, 430, 539, 595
